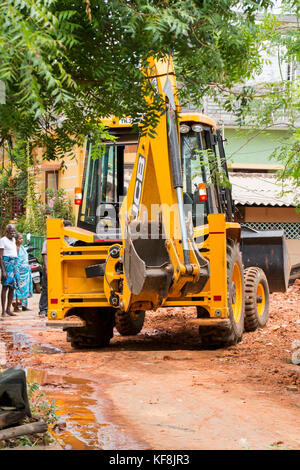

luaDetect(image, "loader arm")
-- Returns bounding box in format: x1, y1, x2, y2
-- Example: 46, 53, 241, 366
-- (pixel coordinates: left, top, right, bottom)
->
118, 56, 209, 313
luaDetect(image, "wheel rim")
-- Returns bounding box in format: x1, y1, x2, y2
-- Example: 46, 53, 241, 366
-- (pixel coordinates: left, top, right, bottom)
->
231, 263, 243, 323
256, 282, 266, 317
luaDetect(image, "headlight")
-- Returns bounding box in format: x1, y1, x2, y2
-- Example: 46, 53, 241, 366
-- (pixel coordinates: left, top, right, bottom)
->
180, 124, 190, 134
191, 125, 203, 133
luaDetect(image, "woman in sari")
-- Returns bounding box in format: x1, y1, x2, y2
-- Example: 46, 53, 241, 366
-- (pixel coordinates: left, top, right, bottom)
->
12, 234, 33, 312
0, 224, 19, 318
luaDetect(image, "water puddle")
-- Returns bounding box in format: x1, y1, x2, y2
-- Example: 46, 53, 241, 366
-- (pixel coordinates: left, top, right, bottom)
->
2, 327, 147, 450
5, 327, 65, 355
26, 368, 114, 450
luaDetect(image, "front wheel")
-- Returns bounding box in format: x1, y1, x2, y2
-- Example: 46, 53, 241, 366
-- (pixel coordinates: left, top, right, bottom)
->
115, 309, 145, 336
65, 308, 114, 349
227, 240, 245, 343
244, 267, 270, 331
199, 239, 245, 348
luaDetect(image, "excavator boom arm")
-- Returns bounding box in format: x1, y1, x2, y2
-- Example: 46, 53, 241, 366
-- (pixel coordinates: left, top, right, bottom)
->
119, 56, 209, 312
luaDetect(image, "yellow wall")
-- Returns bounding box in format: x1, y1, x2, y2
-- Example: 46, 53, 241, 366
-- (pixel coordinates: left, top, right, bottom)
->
1, 147, 13, 172
33, 144, 86, 222
1, 139, 134, 224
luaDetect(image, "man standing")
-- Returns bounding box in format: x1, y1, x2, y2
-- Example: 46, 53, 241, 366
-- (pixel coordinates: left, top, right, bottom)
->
38, 237, 48, 317
0, 224, 19, 319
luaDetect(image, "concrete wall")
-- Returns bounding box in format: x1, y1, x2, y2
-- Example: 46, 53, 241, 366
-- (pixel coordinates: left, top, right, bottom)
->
286, 239, 300, 266
224, 128, 288, 167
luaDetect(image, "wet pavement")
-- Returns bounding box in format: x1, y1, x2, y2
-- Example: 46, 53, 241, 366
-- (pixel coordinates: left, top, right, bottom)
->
26, 368, 113, 450
0, 297, 146, 450
1, 291, 299, 450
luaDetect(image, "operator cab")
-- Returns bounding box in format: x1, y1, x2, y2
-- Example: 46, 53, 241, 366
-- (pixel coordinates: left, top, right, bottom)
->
77, 115, 234, 240
78, 125, 139, 240
180, 115, 234, 227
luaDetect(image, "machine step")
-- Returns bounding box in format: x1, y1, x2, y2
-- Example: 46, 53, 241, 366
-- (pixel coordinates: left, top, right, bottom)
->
46, 317, 86, 329
188, 318, 230, 327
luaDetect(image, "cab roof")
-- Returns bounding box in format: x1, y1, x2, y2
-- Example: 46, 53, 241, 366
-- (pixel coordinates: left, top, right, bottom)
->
101, 112, 217, 130
179, 112, 216, 130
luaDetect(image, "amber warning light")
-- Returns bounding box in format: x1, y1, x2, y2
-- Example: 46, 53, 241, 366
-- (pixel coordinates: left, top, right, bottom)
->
198, 183, 207, 202
75, 187, 82, 205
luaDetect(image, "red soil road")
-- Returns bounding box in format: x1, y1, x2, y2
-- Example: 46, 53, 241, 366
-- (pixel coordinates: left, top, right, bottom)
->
0, 281, 299, 450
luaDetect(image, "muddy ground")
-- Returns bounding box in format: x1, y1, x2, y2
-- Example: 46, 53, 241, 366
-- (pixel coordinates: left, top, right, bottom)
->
0, 281, 299, 450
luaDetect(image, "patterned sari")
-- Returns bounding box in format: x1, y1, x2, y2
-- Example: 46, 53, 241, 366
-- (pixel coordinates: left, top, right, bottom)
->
13, 245, 33, 307
2, 256, 19, 289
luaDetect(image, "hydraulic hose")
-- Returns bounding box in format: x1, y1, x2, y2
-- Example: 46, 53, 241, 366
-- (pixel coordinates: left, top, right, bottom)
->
164, 79, 191, 269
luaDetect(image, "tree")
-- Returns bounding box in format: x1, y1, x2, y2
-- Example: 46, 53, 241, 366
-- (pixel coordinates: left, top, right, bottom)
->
225, 1, 300, 200
262, 5, 299, 197
0, 0, 273, 162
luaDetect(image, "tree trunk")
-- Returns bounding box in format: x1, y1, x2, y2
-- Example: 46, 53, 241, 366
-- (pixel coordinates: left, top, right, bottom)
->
0, 411, 26, 429
0, 420, 47, 440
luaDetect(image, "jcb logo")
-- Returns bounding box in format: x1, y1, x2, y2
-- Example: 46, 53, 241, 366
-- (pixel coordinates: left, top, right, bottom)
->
132, 154, 145, 218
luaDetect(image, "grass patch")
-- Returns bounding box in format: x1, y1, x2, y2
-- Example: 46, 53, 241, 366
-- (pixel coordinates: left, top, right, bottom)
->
0, 381, 59, 449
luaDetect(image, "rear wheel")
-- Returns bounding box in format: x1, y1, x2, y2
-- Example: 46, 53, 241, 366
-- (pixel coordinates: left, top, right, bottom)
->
196, 306, 209, 318
244, 267, 269, 331
65, 308, 114, 349
115, 309, 145, 336
199, 239, 245, 349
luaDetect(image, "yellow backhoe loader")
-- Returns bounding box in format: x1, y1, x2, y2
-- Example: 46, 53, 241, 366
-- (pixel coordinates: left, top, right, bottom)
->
46, 56, 290, 349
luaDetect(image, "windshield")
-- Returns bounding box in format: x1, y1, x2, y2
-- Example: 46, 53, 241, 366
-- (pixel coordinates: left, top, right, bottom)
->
181, 131, 208, 196
78, 139, 138, 234
79, 143, 99, 227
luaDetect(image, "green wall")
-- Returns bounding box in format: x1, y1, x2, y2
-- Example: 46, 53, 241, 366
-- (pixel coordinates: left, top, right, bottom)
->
223, 128, 288, 166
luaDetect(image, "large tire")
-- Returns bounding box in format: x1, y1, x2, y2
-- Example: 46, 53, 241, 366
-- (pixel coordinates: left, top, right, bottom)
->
196, 306, 209, 318
199, 239, 245, 349
244, 267, 270, 331
115, 309, 145, 336
65, 308, 114, 349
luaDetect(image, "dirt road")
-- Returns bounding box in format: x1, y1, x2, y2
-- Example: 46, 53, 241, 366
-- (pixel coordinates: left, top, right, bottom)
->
0, 281, 299, 450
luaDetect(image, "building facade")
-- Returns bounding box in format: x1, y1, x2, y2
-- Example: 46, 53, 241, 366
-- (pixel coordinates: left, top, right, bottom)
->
188, 14, 300, 266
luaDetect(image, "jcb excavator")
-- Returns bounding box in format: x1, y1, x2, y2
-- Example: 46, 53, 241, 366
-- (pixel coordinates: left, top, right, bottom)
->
46, 56, 290, 349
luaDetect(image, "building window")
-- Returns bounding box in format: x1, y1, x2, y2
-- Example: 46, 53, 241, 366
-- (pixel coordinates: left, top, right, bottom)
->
287, 62, 297, 81
45, 170, 58, 203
